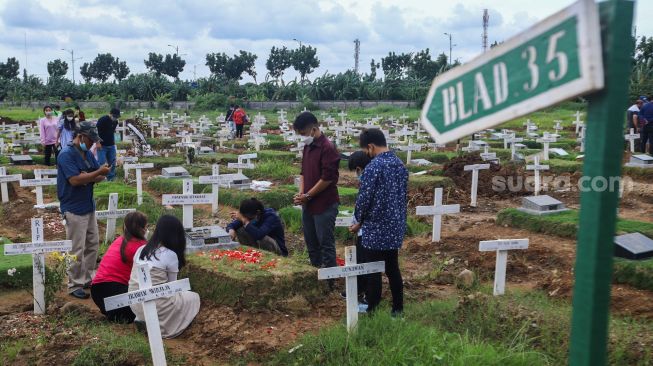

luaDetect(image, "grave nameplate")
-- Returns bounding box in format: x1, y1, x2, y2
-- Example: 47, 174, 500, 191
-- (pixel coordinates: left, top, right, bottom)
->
626, 154, 653, 168
218, 173, 252, 189
185, 226, 236, 253
161, 166, 191, 178
10, 155, 32, 165
518, 195, 569, 215
614, 232, 653, 260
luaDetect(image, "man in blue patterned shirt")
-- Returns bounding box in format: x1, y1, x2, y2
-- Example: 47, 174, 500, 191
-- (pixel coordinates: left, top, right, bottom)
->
350, 128, 408, 316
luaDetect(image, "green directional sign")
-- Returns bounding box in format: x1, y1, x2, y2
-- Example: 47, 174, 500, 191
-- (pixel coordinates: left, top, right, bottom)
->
420, 0, 604, 144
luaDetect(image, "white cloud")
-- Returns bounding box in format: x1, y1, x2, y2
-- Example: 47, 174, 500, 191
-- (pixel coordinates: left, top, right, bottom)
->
0, 0, 650, 83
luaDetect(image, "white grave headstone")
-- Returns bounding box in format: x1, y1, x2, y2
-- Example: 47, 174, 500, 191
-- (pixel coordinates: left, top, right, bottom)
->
317, 246, 384, 333
479, 239, 529, 296
124, 163, 154, 205
161, 179, 213, 229
624, 128, 640, 153
463, 164, 490, 207
0, 167, 21, 203
415, 188, 460, 242
4, 218, 72, 314
96, 193, 136, 243
104, 264, 191, 366
526, 156, 550, 196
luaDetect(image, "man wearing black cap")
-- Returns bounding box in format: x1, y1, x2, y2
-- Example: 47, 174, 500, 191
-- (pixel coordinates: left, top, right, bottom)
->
57, 121, 110, 299
96, 108, 120, 181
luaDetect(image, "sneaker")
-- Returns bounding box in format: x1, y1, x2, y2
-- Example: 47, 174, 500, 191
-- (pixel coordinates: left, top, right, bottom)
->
358, 303, 368, 313
340, 291, 347, 299
69, 289, 89, 299
391, 310, 404, 319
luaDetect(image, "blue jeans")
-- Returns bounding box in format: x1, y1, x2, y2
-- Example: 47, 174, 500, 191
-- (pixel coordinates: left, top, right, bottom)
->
302, 203, 338, 268
97, 145, 116, 181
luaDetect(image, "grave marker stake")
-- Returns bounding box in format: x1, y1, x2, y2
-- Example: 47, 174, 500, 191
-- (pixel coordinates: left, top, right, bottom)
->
570, 2, 634, 365
463, 164, 490, 207
415, 188, 460, 242
479, 239, 529, 295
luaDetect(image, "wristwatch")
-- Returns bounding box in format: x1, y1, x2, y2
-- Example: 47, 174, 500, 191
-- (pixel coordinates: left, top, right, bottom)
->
303, 193, 312, 201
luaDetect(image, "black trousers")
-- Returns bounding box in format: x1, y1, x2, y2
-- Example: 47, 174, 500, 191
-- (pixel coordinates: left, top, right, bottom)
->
236, 124, 244, 138
90, 281, 136, 323
355, 236, 366, 296
359, 246, 403, 313
641, 124, 653, 153
44, 144, 58, 166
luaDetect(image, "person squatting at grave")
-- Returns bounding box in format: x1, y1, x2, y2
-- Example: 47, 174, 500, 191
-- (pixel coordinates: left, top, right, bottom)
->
226, 198, 288, 256
91, 212, 148, 323
129, 215, 200, 338
233, 104, 248, 139
56, 109, 77, 148
349, 128, 408, 317
57, 121, 110, 299
638, 96, 653, 154
96, 108, 121, 181
293, 112, 340, 271
341, 150, 372, 304
39, 105, 60, 166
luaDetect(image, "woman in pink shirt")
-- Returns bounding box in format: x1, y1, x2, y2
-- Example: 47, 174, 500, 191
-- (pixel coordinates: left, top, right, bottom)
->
91, 211, 148, 323
39, 105, 59, 166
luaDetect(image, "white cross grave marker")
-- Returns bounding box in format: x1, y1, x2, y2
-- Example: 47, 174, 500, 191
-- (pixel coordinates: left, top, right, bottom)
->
317, 246, 385, 333
198, 165, 230, 213
96, 193, 136, 243
624, 128, 640, 153
507, 136, 524, 160
20, 172, 58, 209
463, 164, 490, 207
536, 134, 557, 161
577, 125, 586, 153
416, 188, 460, 242
526, 156, 550, 196
104, 263, 191, 366
161, 179, 214, 229
4, 218, 72, 314
228, 153, 257, 175
479, 239, 529, 296
0, 167, 22, 203
124, 163, 155, 205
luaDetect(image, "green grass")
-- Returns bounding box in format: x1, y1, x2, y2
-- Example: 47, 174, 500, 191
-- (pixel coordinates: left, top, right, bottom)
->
0, 311, 187, 365
497, 208, 653, 292
548, 159, 583, 174
407, 289, 651, 365
408, 175, 453, 190
0, 240, 32, 289
497, 208, 653, 239
272, 303, 549, 366
182, 249, 324, 309
613, 258, 653, 292
247, 160, 300, 182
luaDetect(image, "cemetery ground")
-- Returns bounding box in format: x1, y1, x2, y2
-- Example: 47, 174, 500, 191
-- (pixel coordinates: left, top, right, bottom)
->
1, 103, 653, 365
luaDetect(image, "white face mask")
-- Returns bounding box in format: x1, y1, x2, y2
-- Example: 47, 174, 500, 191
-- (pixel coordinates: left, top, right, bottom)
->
302, 128, 315, 146
66, 116, 74, 121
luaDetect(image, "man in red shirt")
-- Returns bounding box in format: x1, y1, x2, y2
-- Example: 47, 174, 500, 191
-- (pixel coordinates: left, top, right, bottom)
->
233, 105, 247, 139
292, 112, 340, 270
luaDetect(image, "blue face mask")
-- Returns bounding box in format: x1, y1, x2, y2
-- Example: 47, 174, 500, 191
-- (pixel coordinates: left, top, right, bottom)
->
80, 142, 88, 151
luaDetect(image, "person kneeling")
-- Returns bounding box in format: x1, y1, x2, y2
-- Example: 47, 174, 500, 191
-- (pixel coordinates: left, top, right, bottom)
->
226, 198, 288, 256
90, 212, 148, 323
129, 215, 200, 338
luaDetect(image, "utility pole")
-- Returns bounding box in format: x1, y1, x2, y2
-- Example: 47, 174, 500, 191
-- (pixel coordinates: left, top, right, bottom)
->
482, 9, 489, 52
168, 44, 179, 55
443, 33, 455, 66
292, 38, 303, 48
354, 39, 360, 74
61, 49, 82, 84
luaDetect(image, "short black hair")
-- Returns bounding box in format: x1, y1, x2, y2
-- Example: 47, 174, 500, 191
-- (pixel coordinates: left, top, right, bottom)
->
359, 128, 387, 148
75, 106, 81, 110
293, 112, 318, 131
348, 150, 371, 171
239, 198, 264, 220
234, 104, 240, 108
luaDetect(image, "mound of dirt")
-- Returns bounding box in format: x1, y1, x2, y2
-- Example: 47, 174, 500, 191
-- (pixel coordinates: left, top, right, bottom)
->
443, 153, 531, 200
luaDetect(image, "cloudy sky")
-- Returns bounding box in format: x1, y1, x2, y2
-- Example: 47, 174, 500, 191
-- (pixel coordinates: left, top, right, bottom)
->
0, 0, 650, 83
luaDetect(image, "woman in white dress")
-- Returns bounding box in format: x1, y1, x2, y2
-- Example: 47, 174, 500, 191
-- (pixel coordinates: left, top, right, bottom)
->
128, 215, 200, 338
